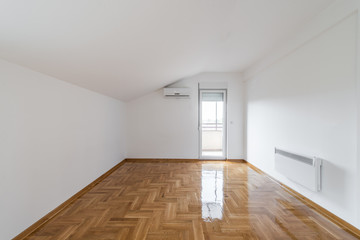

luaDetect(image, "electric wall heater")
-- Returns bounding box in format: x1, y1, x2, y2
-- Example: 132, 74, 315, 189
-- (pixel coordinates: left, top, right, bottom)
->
274, 148, 322, 192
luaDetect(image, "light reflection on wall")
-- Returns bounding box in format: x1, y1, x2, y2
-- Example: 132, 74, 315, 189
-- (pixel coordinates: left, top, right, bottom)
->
201, 164, 224, 222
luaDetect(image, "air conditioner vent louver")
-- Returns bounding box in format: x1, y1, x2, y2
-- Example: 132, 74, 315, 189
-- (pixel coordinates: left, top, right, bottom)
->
163, 88, 190, 98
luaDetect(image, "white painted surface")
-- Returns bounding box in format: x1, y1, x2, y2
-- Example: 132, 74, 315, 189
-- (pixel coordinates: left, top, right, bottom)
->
127, 73, 244, 159
246, 12, 359, 228
243, 0, 360, 81
0, 59, 127, 239
0, 0, 333, 100
357, 5, 360, 231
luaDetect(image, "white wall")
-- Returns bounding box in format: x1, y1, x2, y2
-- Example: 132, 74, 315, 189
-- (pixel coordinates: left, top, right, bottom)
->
245, 8, 359, 230
0, 59, 127, 239
127, 72, 244, 159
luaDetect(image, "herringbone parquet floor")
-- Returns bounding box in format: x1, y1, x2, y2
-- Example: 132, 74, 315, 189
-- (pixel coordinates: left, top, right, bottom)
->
25, 160, 358, 240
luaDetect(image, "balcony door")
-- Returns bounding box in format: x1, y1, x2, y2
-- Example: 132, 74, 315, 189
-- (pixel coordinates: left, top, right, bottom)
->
199, 90, 227, 160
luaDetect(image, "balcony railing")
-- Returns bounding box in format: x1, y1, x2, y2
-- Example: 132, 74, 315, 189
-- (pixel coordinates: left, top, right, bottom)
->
202, 122, 223, 131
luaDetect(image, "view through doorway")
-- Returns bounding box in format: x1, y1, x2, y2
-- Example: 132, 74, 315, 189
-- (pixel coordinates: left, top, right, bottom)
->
199, 90, 227, 159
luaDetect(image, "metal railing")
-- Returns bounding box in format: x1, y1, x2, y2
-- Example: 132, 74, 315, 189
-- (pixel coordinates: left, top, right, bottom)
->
202, 122, 223, 131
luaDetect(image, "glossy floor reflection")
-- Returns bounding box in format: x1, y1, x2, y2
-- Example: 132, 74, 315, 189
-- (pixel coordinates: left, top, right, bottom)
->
201, 164, 223, 221
25, 160, 359, 240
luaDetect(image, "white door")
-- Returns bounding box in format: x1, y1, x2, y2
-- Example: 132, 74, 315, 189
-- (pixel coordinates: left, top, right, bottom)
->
199, 90, 227, 160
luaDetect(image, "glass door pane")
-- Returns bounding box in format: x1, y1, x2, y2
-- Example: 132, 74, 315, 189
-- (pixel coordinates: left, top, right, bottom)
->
200, 90, 226, 159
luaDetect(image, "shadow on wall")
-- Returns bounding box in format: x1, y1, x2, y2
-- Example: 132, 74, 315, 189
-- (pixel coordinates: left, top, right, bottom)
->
321, 160, 348, 207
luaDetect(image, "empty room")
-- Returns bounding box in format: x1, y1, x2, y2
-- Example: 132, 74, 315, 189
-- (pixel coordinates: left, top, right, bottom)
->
1, 0, 360, 239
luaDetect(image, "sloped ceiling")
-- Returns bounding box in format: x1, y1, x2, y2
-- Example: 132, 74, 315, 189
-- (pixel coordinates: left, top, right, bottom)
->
0, 0, 334, 101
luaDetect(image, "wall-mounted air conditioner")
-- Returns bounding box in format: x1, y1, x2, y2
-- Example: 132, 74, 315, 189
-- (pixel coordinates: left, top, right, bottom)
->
163, 87, 190, 98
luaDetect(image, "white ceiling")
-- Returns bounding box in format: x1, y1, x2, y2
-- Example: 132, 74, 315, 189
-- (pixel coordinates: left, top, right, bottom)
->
0, 0, 334, 101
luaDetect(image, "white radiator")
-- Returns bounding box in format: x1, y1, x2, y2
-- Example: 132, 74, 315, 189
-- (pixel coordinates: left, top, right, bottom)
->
274, 148, 322, 192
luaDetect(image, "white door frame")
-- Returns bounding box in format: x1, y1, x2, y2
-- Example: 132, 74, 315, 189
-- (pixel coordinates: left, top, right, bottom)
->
198, 89, 227, 160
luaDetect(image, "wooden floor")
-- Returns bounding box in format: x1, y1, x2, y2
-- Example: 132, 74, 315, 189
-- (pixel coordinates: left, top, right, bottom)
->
25, 160, 359, 240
